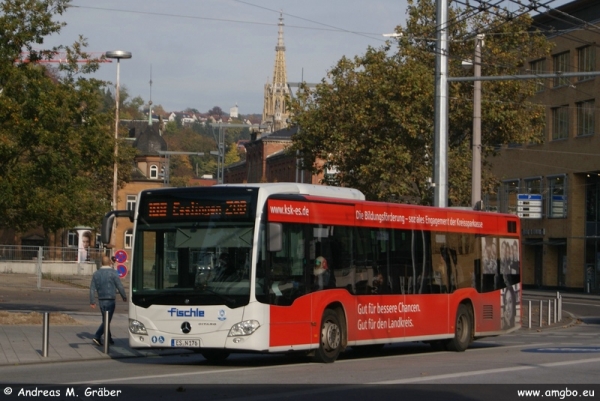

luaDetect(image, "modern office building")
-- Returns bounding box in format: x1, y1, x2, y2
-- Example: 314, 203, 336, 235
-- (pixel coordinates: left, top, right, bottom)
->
490, 0, 600, 292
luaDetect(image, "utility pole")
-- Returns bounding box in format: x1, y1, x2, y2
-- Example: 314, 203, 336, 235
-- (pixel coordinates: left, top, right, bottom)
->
157, 151, 205, 186
210, 123, 260, 184
471, 34, 484, 210
433, 0, 449, 207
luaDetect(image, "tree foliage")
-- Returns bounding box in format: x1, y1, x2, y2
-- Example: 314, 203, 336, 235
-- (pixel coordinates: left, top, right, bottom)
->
163, 126, 218, 185
0, 0, 128, 233
289, 0, 552, 205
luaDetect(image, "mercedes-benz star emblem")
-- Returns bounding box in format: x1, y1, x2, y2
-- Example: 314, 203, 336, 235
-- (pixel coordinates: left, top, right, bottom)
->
181, 321, 192, 334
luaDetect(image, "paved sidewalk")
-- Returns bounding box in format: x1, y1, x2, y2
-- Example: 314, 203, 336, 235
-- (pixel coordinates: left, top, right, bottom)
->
0, 274, 189, 366
0, 311, 191, 366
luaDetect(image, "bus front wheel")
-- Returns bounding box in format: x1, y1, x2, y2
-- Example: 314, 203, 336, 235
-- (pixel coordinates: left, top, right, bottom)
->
445, 304, 472, 352
313, 309, 343, 363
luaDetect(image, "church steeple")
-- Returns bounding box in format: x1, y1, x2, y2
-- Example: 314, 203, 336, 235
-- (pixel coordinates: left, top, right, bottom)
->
262, 12, 290, 132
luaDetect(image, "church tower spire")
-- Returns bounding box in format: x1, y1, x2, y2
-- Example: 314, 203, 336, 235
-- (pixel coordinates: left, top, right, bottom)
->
262, 12, 290, 132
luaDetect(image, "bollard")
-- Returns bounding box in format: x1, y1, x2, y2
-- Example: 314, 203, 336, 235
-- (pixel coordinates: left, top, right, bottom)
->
528, 300, 532, 329
103, 310, 110, 354
548, 300, 552, 324
558, 297, 562, 322
539, 299, 543, 327
36, 247, 43, 290
554, 297, 558, 323
42, 312, 50, 357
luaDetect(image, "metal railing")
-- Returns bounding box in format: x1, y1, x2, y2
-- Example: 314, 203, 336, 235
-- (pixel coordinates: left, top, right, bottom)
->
0, 245, 105, 263
0, 245, 111, 289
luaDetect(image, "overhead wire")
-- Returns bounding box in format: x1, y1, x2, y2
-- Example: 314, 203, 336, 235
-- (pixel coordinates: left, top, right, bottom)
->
69, 5, 387, 38
70, 1, 597, 105
230, 0, 385, 42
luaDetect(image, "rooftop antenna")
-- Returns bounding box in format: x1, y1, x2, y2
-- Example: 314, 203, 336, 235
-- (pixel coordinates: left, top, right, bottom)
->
148, 65, 153, 126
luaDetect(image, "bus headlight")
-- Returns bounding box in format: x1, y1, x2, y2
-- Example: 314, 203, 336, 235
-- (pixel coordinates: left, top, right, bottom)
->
129, 319, 148, 335
228, 320, 260, 336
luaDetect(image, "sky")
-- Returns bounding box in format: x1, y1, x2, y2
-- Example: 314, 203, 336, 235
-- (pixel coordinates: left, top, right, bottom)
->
42, 0, 573, 116
41, 0, 408, 115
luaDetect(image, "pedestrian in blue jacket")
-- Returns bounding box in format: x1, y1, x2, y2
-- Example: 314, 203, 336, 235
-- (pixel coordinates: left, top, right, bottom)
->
90, 255, 127, 346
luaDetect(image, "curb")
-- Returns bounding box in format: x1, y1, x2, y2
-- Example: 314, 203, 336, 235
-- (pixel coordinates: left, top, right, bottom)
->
519, 310, 578, 332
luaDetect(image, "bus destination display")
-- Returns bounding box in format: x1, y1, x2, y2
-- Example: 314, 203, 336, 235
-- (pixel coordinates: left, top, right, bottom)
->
146, 199, 248, 219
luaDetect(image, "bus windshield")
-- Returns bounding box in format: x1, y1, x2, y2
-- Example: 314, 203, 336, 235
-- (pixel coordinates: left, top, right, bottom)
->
130, 187, 258, 309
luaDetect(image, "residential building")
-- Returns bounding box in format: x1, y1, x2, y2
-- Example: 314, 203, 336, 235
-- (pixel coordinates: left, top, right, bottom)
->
224, 127, 320, 184
112, 123, 167, 252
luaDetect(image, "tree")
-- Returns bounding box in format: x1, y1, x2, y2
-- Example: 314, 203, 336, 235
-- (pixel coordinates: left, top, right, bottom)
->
208, 106, 223, 119
289, 0, 552, 205
163, 126, 218, 185
151, 103, 167, 117
224, 142, 241, 166
0, 0, 128, 233
101, 86, 144, 119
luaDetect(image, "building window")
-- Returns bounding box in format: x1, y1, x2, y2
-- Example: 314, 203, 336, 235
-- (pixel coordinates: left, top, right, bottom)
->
67, 231, 78, 247
524, 177, 542, 194
553, 51, 570, 87
501, 179, 520, 214
150, 165, 158, 179
530, 58, 546, 92
552, 106, 569, 140
124, 230, 133, 249
577, 100, 595, 137
126, 195, 137, 211
548, 175, 567, 218
578, 45, 595, 81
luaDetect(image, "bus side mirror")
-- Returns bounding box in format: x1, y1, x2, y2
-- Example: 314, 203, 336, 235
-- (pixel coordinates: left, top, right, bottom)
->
267, 223, 282, 252
101, 213, 116, 245
101, 210, 134, 245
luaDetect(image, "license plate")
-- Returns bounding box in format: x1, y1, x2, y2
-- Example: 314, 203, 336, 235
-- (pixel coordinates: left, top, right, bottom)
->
172, 339, 200, 347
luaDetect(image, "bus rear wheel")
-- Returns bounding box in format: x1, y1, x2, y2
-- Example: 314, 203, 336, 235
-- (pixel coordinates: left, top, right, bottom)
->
445, 304, 472, 352
201, 349, 230, 364
313, 309, 343, 363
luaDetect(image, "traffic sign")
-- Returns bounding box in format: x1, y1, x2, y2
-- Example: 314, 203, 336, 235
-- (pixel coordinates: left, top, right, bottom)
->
517, 206, 542, 212
518, 200, 542, 206
117, 264, 128, 278
517, 194, 542, 201
518, 212, 542, 219
114, 249, 128, 263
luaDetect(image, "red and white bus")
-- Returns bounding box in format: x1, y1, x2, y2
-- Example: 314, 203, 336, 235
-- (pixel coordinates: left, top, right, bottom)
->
102, 183, 521, 363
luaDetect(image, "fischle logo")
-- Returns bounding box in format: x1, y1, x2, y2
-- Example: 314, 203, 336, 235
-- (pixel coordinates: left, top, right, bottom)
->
168, 307, 205, 317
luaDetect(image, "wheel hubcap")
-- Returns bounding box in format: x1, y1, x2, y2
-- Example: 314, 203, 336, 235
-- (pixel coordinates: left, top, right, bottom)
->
322, 321, 341, 351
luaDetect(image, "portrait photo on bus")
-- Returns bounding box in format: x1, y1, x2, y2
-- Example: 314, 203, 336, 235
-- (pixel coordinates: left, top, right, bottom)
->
481, 237, 498, 275
501, 282, 520, 329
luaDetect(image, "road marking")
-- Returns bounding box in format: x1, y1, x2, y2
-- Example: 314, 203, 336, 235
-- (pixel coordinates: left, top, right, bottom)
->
67, 343, 550, 384
66, 363, 312, 385
371, 356, 600, 384
562, 302, 600, 307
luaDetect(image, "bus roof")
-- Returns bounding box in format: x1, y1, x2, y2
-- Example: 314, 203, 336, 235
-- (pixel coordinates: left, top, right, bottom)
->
215, 183, 366, 201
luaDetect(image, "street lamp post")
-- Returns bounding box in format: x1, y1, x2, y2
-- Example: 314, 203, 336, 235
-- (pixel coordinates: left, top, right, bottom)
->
105, 50, 132, 247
